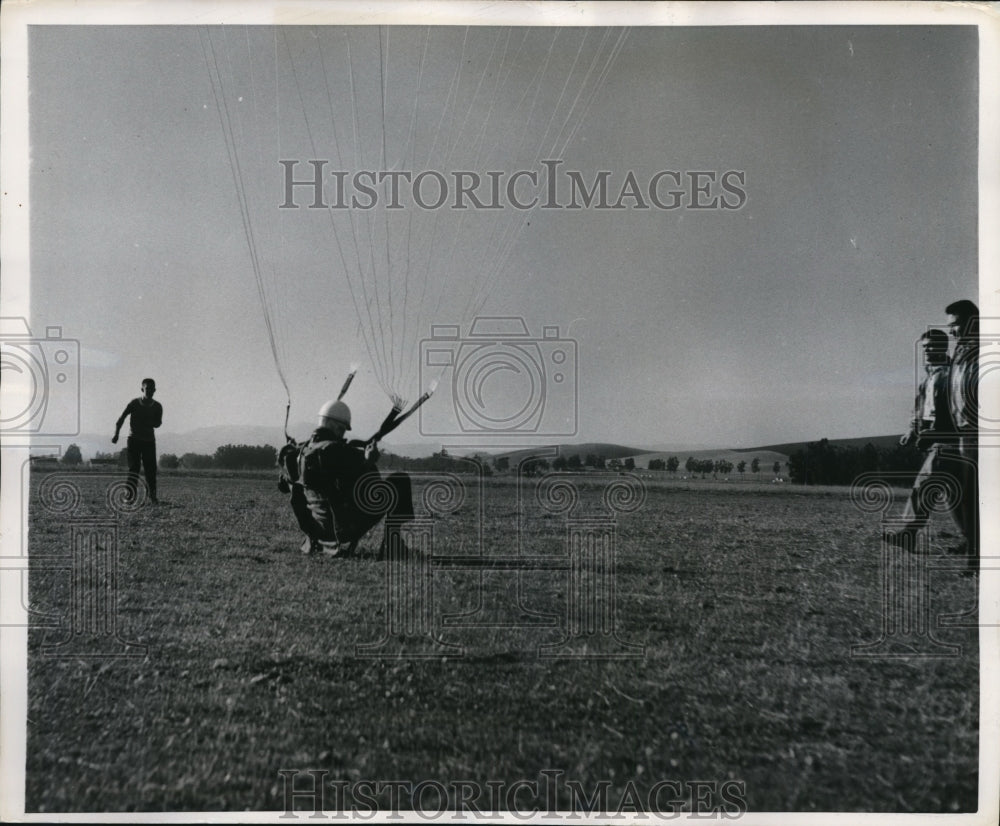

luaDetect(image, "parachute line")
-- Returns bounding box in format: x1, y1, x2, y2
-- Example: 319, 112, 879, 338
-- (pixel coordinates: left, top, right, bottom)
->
396, 26, 434, 405
205, 26, 628, 412
200, 28, 291, 403
471, 28, 632, 324
283, 30, 389, 396
314, 33, 390, 392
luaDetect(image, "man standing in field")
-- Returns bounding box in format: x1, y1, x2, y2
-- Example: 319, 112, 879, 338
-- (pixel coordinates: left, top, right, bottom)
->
280, 400, 414, 557
945, 299, 979, 560
112, 377, 163, 504
886, 329, 959, 547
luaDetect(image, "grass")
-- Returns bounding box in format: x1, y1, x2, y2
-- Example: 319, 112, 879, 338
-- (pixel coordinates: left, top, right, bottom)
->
24, 471, 979, 813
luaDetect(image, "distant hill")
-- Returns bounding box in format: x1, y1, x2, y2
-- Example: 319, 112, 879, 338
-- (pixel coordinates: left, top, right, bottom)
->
67, 428, 901, 467
631, 447, 790, 470
485, 443, 791, 474
158, 424, 289, 456
70, 425, 446, 461
738, 434, 901, 457
492, 443, 650, 463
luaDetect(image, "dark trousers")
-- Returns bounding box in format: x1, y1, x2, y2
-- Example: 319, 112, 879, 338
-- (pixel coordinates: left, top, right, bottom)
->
899, 443, 977, 553
289, 472, 413, 544
956, 436, 978, 554
901, 445, 957, 527
126, 436, 157, 500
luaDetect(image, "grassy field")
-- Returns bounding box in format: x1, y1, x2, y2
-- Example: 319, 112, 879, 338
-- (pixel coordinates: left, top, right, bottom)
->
24, 470, 979, 814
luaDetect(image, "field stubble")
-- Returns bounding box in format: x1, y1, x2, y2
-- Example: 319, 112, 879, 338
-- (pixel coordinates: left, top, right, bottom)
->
24, 472, 978, 813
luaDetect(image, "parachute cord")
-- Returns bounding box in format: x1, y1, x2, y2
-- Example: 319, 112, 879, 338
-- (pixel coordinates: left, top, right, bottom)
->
471, 28, 629, 321
552, 28, 631, 158
347, 32, 393, 395
314, 33, 390, 395
377, 26, 398, 396
423, 28, 518, 357
406, 28, 508, 393
472, 30, 572, 310
397, 26, 435, 398
200, 28, 291, 403
284, 396, 293, 444
452, 29, 563, 329
404, 27, 471, 398
282, 30, 389, 396
408, 26, 510, 397
399, 29, 525, 391
239, 26, 296, 404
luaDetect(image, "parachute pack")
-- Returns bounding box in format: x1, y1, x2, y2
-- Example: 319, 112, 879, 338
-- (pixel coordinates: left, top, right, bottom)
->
297, 439, 336, 491
277, 438, 337, 491
277, 441, 300, 493
278, 435, 380, 499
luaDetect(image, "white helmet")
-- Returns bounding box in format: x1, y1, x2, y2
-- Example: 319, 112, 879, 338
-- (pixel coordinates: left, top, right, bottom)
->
317, 400, 351, 430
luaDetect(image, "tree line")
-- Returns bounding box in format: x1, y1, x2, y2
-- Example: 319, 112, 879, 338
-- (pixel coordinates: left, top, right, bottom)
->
90, 444, 279, 471
68, 438, 926, 487
645, 456, 785, 479
315, 443, 918, 486
786, 439, 922, 486
380, 451, 639, 475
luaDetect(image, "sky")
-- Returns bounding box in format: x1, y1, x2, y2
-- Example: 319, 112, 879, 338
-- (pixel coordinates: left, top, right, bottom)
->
16, 9, 987, 453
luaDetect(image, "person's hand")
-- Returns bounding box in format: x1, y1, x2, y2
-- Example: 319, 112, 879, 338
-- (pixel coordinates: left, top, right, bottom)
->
898, 432, 910, 447
112, 434, 119, 445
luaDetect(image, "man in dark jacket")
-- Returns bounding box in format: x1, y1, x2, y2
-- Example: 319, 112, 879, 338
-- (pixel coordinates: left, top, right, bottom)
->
945, 299, 979, 558
112, 377, 162, 504
281, 400, 414, 556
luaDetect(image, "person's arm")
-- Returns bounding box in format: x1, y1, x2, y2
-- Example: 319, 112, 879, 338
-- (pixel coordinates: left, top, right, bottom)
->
926, 369, 957, 445
900, 390, 920, 446
153, 402, 163, 429
904, 371, 937, 447
112, 401, 133, 444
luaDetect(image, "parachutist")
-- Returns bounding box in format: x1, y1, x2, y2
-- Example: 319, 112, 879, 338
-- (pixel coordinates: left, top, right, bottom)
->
279, 400, 414, 558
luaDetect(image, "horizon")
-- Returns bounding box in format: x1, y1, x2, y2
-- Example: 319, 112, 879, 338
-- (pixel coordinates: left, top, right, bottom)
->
13, 20, 982, 453
56, 420, 905, 464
